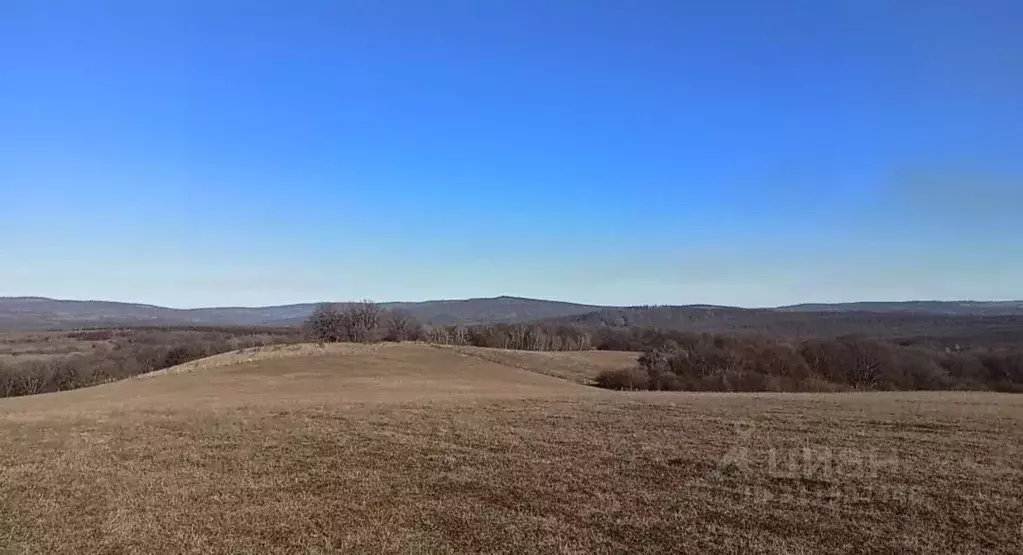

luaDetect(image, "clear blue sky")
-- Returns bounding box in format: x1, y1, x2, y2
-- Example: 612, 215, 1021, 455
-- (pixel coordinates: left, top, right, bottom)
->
2, 0, 1020, 308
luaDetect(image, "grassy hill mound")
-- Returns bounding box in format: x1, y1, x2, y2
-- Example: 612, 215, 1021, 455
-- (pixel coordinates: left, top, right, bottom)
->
0, 343, 634, 415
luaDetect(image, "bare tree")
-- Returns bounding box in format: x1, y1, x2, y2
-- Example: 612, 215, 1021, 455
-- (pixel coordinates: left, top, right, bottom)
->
385, 310, 420, 342
509, 325, 527, 350
0, 362, 17, 397
15, 361, 49, 395
449, 325, 468, 346
305, 303, 347, 342
421, 325, 448, 344
343, 300, 383, 343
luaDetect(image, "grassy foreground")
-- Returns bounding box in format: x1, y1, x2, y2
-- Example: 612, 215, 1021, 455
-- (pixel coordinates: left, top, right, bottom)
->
1, 343, 1021, 553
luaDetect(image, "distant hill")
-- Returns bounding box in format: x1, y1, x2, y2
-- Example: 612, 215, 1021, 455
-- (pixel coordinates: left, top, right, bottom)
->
0, 296, 602, 331
778, 301, 1023, 316
2, 297, 1022, 344
380, 296, 603, 326
541, 305, 1023, 346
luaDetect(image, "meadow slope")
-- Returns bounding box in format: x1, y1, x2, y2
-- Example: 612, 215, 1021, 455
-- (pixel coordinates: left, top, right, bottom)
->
1, 343, 1020, 553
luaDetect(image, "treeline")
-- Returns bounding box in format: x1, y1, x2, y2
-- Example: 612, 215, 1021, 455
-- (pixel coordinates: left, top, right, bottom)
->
596, 334, 1023, 393
0, 327, 301, 398
304, 302, 752, 352
305, 302, 596, 350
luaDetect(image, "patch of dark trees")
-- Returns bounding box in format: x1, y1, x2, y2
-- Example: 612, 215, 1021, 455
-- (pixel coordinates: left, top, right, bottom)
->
594, 335, 1023, 393
304, 302, 596, 350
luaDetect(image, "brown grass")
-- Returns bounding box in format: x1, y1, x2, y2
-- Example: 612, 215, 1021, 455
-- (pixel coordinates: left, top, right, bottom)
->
434, 344, 639, 384
1, 343, 1021, 553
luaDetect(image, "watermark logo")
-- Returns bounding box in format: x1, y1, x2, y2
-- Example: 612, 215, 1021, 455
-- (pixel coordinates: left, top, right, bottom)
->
710, 420, 922, 508
716, 420, 755, 474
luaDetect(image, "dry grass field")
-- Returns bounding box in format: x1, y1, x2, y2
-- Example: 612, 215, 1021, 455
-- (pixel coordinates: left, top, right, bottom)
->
1, 343, 1021, 553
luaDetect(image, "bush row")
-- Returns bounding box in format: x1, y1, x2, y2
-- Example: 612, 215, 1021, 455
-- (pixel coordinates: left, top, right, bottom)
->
305, 302, 595, 350
595, 334, 1023, 393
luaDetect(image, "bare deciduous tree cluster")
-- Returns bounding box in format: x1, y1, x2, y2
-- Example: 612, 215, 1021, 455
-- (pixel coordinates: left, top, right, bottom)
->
305, 301, 420, 343
596, 333, 1023, 393
304, 301, 594, 351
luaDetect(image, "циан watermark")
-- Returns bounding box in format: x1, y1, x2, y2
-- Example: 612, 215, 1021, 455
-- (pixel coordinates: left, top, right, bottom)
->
710, 419, 923, 508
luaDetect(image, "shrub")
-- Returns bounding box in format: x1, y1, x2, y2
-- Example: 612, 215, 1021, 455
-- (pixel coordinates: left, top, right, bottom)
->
595, 367, 650, 390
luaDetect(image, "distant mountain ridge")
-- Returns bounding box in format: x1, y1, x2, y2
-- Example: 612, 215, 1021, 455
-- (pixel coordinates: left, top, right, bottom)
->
777, 300, 1023, 316
543, 305, 1023, 345
0, 296, 603, 330
1, 296, 1021, 331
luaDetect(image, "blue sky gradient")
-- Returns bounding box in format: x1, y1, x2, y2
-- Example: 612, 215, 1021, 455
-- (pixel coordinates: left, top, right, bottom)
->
2, 0, 1020, 307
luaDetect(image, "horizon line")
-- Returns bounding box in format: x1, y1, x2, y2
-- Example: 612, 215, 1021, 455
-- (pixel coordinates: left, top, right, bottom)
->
1, 294, 1020, 312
